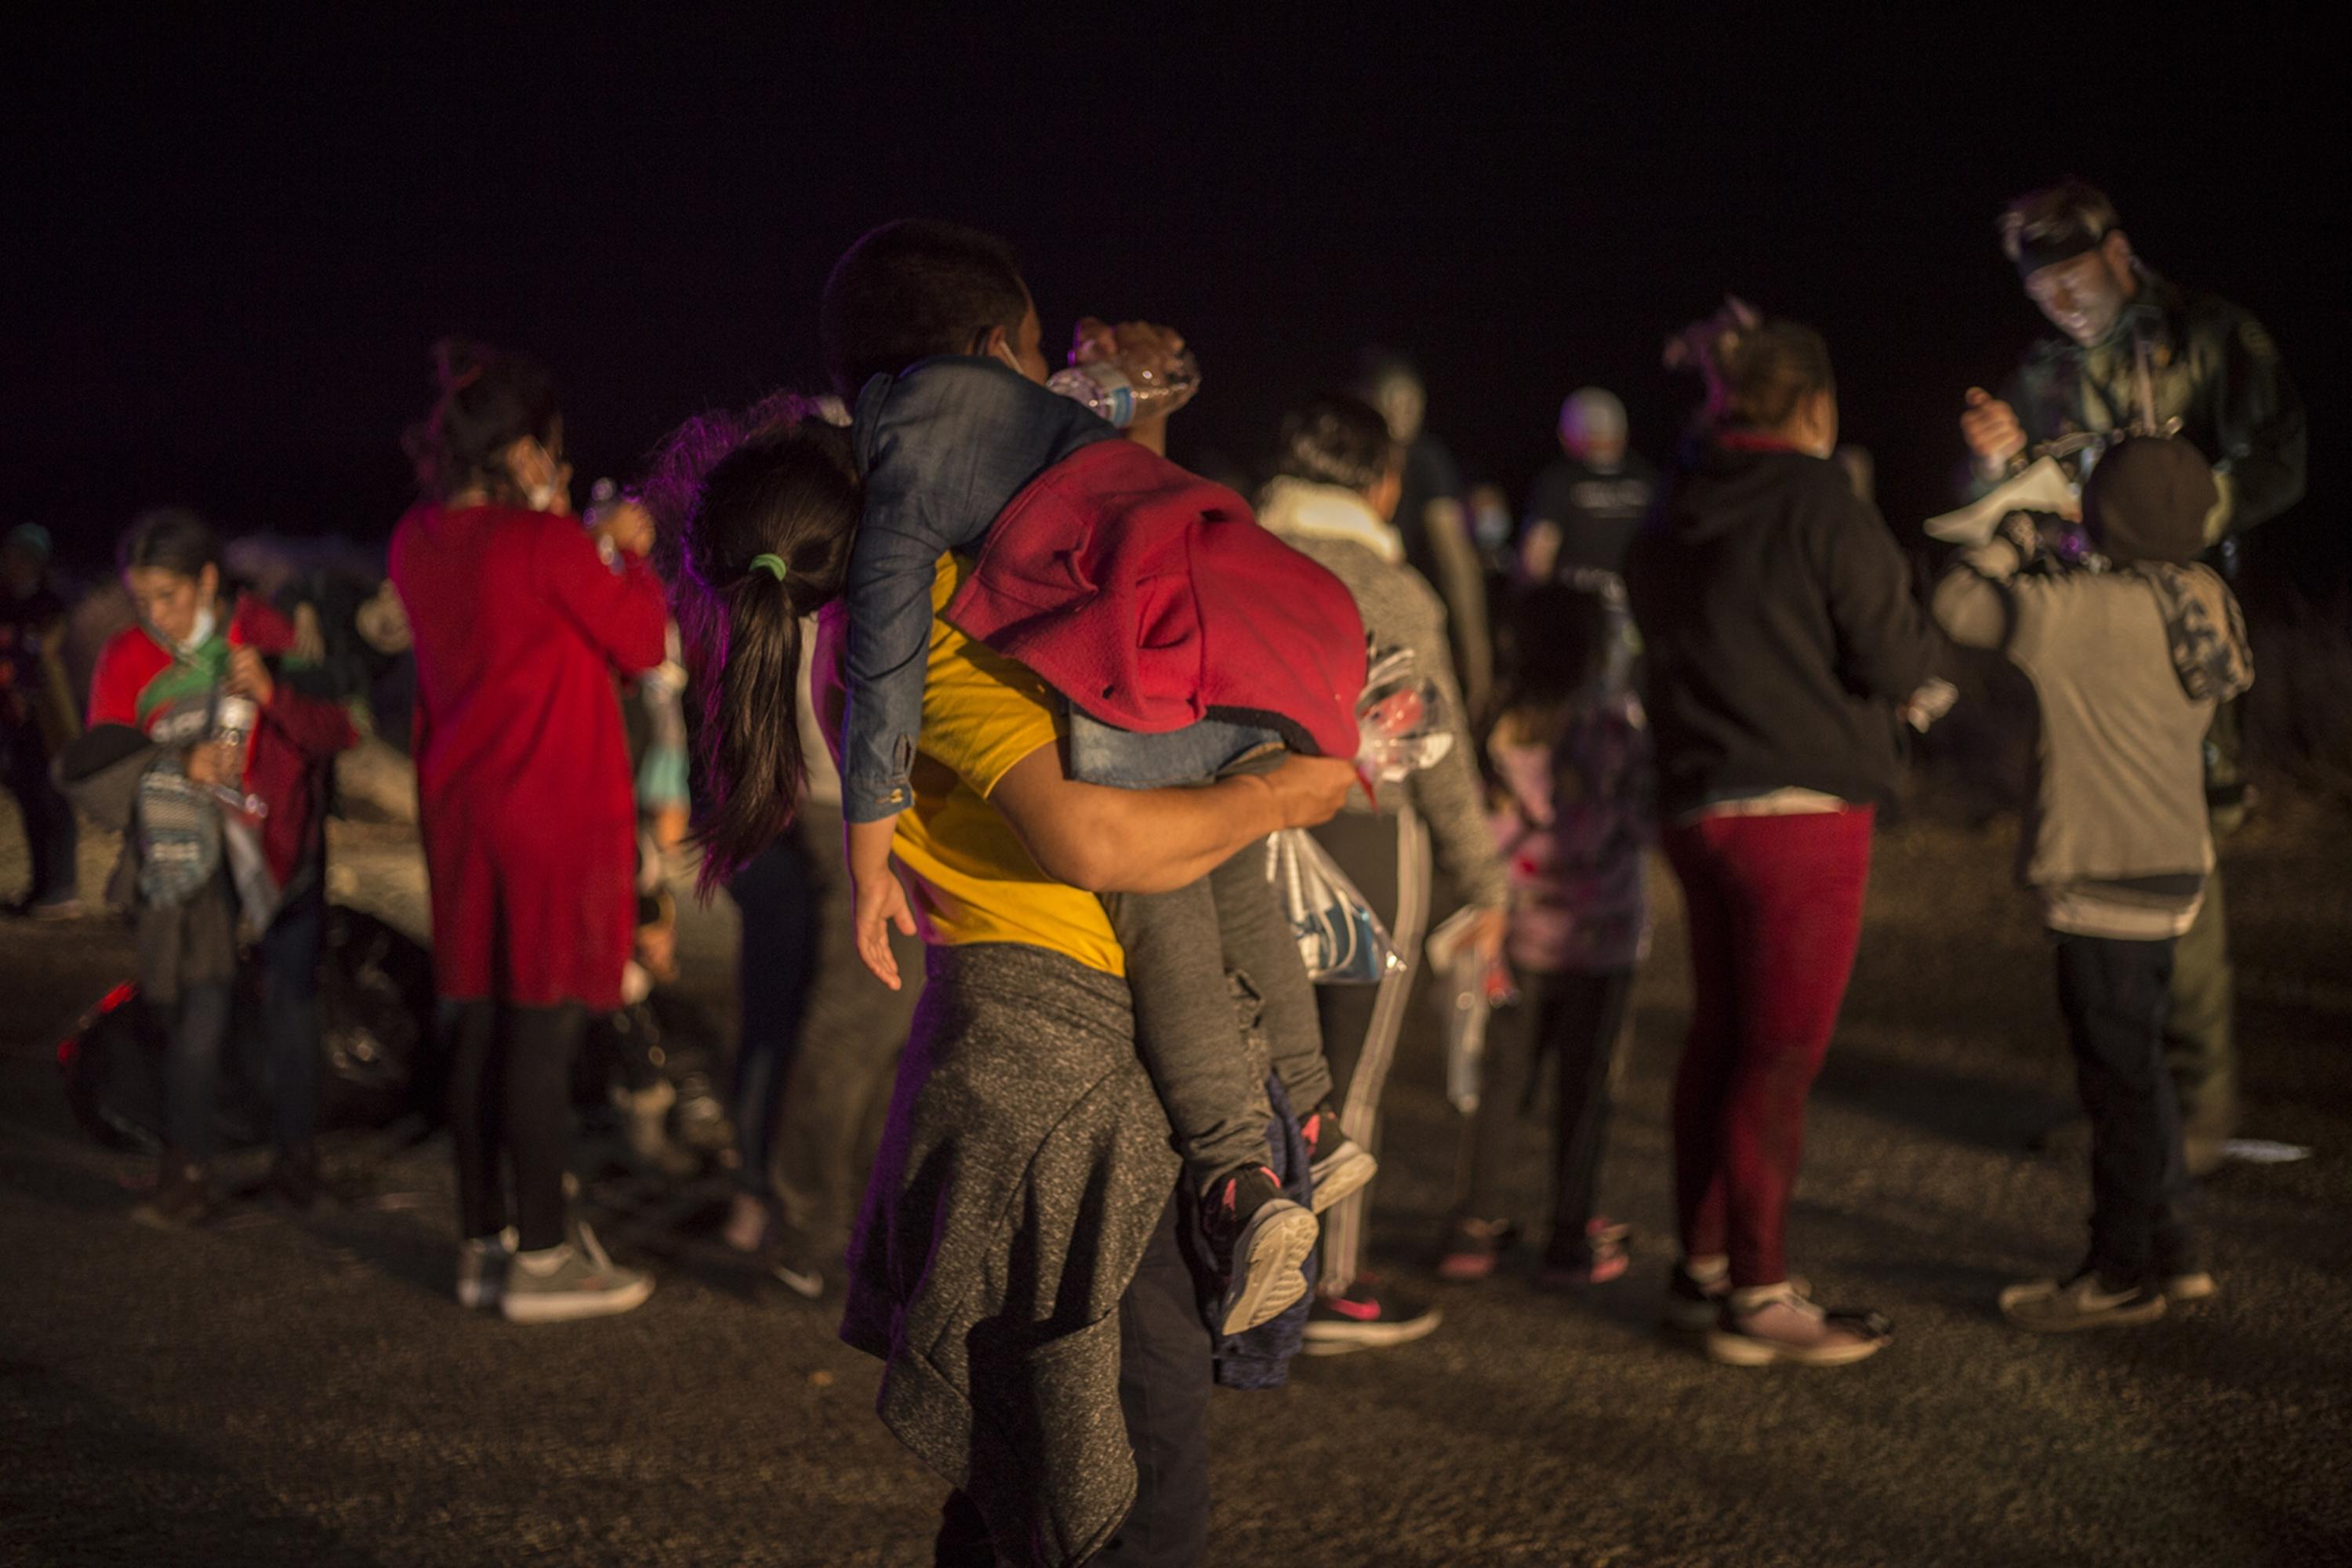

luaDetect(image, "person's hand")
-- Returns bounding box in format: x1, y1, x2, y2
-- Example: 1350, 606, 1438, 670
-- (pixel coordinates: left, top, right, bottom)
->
851, 867, 917, 991
1468, 905, 1508, 967
183, 742, 225, 786
1961, 387, 2026, 471
1260, 754, 1357, 831
226, 645, 274, 706
291, 603, 327, 666
593, 499, 657, 558
1997, 512, 2043, 560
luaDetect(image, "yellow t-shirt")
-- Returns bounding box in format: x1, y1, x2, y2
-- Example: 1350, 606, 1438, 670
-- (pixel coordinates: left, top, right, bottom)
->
819, 554, 1125, 977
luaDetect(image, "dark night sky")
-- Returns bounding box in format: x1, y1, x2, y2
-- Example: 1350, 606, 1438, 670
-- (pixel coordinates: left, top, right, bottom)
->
7, 9, 2343, 587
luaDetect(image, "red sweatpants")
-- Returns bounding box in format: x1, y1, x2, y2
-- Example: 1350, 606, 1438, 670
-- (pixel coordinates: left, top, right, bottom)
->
1664, 806, 1875, 1288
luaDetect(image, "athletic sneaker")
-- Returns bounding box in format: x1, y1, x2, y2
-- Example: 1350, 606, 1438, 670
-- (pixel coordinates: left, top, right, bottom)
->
1203, 1166, 1318, 1335
1537, 1236, 1632, 1290
456, 1226, 519, 1309
500, 1222, 655, 1323
1301, 1278, 1443, 1354
1998, 1269, 2168, 1333
1707, 1284, 1892, 1367
1298, 1102, 1377, 1214
1436, 1216, 1515, 1283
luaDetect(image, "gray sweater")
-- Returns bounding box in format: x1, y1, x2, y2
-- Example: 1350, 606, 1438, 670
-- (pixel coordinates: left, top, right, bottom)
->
1932, 535, 2234, 924
1258, 479, 1510, 911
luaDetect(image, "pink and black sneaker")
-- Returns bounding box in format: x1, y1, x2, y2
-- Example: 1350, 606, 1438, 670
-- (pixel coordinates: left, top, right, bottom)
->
1298, 1102, 1377, 1214
1203, 1165, 1318, 1336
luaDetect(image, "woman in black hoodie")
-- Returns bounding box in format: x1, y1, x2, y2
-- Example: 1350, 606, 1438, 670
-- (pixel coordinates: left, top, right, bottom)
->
1625, 319, 1939, 1367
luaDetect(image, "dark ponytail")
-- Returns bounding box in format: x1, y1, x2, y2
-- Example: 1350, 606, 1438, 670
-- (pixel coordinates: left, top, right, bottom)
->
403, 336, 563, 503
1711, 318, 1834, 432
650, 397, 862, 897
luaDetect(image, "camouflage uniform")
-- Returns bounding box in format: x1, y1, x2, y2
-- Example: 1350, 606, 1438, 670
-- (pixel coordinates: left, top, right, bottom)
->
1997, 268, 2306, 1168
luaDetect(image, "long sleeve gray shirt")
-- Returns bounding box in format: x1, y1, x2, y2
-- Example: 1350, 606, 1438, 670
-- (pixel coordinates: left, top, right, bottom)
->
1257, 479, 1509, 910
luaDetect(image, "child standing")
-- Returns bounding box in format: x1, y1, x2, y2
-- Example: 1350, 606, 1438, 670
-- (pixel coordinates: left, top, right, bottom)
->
1933, 437, 2252, 1330
1439, 577, 1652, 1287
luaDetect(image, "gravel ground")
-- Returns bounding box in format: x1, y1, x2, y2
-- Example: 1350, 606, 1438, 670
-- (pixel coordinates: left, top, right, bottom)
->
4, 795, 2348, 1567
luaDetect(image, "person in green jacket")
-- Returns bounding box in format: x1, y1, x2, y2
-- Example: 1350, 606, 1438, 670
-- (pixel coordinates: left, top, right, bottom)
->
1958, 177, 2307, 1173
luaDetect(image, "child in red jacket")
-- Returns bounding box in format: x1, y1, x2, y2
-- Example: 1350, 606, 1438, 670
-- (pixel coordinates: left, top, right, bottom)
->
86, 508, 355, 1224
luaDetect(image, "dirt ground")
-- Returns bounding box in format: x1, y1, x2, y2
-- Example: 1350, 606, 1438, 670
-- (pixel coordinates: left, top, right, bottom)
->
3, 789, 2348, 1566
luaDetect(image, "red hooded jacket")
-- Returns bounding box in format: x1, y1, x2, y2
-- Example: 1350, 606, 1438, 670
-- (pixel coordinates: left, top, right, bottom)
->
946, 439, 1366, 759
87, 595, 355, 891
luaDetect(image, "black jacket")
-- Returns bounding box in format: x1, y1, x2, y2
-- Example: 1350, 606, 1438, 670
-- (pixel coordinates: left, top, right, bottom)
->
1626, 439, 1938, 816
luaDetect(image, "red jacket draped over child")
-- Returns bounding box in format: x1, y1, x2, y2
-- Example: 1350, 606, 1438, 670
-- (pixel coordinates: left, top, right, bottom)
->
946, 438, 1366, 760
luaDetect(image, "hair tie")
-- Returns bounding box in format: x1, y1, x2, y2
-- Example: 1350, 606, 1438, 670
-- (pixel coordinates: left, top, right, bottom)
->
749, 553, 788, 582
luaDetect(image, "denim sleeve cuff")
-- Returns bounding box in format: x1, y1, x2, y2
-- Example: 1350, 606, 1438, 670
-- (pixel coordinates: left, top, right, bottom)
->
840, 783, 913, 825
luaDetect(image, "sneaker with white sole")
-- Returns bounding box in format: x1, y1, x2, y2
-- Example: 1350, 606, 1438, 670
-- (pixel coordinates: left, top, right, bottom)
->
456, 1226, 519, 1310
1298, 1103, 1377, 1214
1204, 1167, 1319, 1335
1998, 1269, 2167, 1333
1706, 1283, 1890, 1367
1301, 1277, 1443, 1354
500, 1222, 655, 1323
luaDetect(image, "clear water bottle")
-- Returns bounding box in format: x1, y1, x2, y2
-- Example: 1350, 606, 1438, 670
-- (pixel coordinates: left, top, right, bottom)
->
1047, 349, 1202, 429
209, 693, 268, 817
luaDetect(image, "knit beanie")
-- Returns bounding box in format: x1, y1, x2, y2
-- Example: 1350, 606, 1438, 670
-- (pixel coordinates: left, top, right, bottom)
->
2083, 437, 2217, 565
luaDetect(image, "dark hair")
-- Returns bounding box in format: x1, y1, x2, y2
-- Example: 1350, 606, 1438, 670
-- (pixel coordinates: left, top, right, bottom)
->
403, 337, 563, 503
1272, 391, 1399, 492
1490, 580, 1615, 740
1712, 318, 1834, 432
657, 397, 862, 896
1999, 177, 2121, 264
118, 506, 222, 579
818, 220, 1030, 398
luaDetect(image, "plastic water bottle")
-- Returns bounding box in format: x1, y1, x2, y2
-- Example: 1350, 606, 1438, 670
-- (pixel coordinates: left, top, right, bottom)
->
209, 693, 268, 817
1047, 349, 1202, 429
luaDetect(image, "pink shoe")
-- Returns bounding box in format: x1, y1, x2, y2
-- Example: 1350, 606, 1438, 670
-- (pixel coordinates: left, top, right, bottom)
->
1436, 1217, 1513, 1283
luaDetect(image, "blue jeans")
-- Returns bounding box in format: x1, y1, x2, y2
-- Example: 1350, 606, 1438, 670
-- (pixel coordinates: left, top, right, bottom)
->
1065, 712, 1285, 789
164, 878, 324, 1158
841, 355, 1114, 822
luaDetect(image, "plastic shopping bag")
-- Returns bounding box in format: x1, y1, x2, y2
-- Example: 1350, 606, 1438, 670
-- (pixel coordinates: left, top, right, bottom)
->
1356, 647, 1456, 786
1265, 828, 1401, 985
1426, 906, 1519, 1113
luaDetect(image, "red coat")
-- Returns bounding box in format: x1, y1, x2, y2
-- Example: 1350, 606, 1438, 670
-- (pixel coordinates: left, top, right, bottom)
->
946, 440, 1367, 759
389, 503, 666, 1009
87, 595, 354, 891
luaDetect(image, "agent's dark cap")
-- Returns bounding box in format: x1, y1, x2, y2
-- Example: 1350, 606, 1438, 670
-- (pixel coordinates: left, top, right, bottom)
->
2084, 437, 2216, 566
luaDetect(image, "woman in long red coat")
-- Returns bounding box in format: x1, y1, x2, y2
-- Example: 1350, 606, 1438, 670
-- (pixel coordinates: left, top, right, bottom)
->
389, 339, 666, 1323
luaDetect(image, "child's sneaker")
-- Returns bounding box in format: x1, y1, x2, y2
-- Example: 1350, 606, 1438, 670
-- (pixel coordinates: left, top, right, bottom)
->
1436, 1216, 1515, 1283
1298, 1102, 1377, 1214
1707, 1283, 1891, 1366
1537, 1234, 1632, 1290
1998, 1268, 2168, 1333
1203, 1166, 1318, 1335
